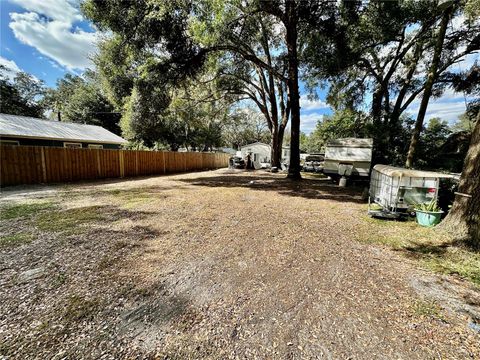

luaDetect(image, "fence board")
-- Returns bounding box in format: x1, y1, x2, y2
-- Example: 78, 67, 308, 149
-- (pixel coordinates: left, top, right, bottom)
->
1, 147, 8, 185
0, 145, 230, 187
1, 146, 8, 185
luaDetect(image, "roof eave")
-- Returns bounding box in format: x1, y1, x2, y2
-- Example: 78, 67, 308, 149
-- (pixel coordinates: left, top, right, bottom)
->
0, 133, 127, 145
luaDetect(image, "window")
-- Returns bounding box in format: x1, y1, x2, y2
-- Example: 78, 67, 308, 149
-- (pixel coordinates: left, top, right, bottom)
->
88, 144, 103, 149
0, 140, 19, 146
254, 153, 258, 161
64, 142, 82, 149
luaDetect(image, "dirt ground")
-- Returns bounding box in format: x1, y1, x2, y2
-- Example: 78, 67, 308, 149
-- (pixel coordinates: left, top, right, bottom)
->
0, 169, 479, 359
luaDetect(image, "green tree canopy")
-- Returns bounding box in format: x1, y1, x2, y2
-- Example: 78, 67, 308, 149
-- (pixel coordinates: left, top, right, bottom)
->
42, 70, 120, 135
0, 67, 45, 118
83, 0, 349, 177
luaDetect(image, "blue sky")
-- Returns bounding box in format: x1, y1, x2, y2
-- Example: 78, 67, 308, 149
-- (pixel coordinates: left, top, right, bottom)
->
0, 0, 97, 87
0, 0, 477, 134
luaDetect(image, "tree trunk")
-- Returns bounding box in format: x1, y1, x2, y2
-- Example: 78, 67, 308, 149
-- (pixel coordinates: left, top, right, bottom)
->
269, 121, 286, 168
439, 114, 480, 247
278, 124, 285, 162
405, 6, 452, 168
271, 128, 281, 168
372, 87, 383, 127
285, 0, 301, 180
371, 86, 387, 163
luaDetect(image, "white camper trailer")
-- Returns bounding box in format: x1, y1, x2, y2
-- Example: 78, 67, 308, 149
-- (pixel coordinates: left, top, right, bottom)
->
323, 138, 373, 179
368, 165, 454, 218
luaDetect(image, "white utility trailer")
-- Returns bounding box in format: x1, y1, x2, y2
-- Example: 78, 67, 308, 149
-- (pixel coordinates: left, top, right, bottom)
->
368, 165, 454, 218
323, 138, 373, 179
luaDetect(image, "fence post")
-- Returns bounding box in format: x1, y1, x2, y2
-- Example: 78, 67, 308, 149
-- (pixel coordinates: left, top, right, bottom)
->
119, 150, 125, 178
96, 150, 101, 178
40, 147, 47, 183
135, 151, 139, 175
162, 151, 166, 174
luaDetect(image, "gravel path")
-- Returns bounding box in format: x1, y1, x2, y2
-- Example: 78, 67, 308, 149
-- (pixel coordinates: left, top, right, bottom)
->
0, 169, 478, 359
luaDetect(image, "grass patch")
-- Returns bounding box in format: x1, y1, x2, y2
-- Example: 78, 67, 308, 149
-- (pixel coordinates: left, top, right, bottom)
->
421, 250, 480, 286
36, 206, 104, 233
103, 188, 163, 209
0, 232, 34, 248
412, 300, 445, 320
63, 295, 100, 322
52, 272, 67, 288
0, 202, 55, 220
369, 203, 383, 211
358, 215, 480, 287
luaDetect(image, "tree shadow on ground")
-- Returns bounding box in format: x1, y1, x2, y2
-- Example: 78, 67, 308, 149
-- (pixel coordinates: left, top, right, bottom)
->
401, 243, 450, 257
400, 238, 474, 259
0, 201, 194, 359
179, 174, 367, 204
395, 239, 480, 287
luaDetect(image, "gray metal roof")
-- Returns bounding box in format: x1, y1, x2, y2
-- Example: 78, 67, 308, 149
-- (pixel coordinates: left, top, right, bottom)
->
0, 113, 127, 144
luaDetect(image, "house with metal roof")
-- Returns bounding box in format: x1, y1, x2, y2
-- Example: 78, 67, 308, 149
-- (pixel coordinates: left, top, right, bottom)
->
0, 113, 127, 149
240, 142, 271, 164
239, 141, 291, 167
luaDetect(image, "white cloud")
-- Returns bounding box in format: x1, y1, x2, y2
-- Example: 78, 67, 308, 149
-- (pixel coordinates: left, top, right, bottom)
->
407, 96, 467, 125
8, 0, 97, 70
400, 83, 470, 124
300, 98, 329, 111
0, 56, 21, 80
300, 112, 324, 134
10, 0, 82, 23
424, 101, 466, 123
0, 56, 41, 82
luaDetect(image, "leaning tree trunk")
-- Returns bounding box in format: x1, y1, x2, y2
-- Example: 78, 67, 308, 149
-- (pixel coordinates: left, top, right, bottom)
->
439, 114, 480, 247
389, 40, 424, 145
285, 0, 301, 180
405, 5, 452, 168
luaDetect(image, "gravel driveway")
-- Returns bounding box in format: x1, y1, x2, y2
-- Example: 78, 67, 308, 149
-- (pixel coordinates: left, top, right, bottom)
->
1, 169, 478, 359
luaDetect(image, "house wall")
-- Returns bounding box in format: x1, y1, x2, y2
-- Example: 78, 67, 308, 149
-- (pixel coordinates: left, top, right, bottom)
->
0, 136, 121, 149
240, 143, 271, 163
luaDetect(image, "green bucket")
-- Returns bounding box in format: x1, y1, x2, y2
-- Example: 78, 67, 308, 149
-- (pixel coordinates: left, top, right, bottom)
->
415, 209, 444, 227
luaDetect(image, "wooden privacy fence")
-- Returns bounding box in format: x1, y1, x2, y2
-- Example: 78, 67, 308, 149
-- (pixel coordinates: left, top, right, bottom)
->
0, 145, 231, 187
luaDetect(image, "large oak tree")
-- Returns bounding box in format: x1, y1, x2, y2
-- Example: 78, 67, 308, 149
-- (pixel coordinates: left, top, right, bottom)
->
315, 0, 479, 165
83, 0, 340, 179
